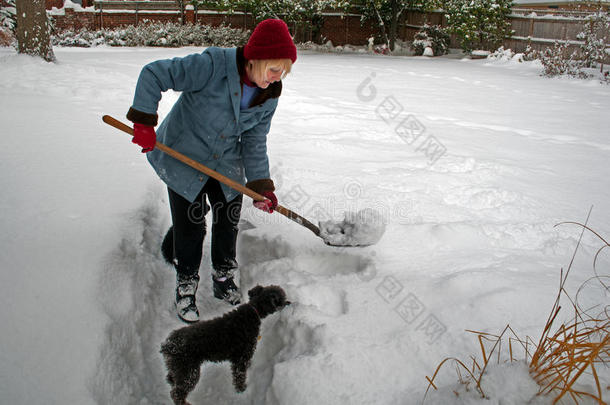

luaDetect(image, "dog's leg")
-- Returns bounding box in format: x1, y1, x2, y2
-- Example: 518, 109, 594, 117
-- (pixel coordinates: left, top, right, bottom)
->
168, 364, 201, 405
231, 356, 251, 393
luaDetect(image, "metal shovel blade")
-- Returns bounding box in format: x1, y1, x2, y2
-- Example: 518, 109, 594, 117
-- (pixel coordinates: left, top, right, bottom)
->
318, 209, 386, 247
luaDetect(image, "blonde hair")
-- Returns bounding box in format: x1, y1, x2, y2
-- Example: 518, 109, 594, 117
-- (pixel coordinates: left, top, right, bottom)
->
248, 58, 293, 83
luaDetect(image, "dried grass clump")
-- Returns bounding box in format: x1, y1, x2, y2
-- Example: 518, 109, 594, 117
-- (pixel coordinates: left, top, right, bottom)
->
424, 214, 610, 404
424, 324, 537, 399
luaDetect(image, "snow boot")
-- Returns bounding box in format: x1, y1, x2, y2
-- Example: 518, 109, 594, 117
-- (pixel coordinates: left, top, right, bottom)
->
161, 226, 173, 265
175, 273, 200, 323
212, 275, 241, 305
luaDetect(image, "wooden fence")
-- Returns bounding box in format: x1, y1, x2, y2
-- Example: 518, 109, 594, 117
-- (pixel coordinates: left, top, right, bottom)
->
506, 9, 607, 54
402, 8, 608, 58
53, 1, 609, 57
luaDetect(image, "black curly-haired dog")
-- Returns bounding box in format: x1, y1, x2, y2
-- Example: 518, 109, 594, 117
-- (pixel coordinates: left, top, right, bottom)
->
160, 285, 290, 405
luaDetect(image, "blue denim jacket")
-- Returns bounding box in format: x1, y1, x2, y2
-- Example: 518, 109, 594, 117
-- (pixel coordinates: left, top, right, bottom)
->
131, 47, 278, 202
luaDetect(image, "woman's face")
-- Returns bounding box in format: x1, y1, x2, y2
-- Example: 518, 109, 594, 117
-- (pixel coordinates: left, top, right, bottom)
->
253, 65, 284, 89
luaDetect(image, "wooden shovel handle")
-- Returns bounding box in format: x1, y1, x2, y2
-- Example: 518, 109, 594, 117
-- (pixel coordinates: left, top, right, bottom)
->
102, 115, 320, 237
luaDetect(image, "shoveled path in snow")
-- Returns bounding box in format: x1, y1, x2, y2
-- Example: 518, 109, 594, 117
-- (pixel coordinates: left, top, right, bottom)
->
91, 187, 379, 404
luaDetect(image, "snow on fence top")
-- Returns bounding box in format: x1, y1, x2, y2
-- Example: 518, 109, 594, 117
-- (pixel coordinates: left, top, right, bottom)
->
48, 0, 94, 15
511, 7, 608, 19
93, 1, 178, 10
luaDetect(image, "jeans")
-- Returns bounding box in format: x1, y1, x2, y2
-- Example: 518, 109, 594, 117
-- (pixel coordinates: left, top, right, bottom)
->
165, 178, 243, 278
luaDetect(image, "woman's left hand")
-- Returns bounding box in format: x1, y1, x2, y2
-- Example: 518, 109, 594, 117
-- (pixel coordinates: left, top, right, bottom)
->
246, 179, 277, 213
253, 191, 278, 213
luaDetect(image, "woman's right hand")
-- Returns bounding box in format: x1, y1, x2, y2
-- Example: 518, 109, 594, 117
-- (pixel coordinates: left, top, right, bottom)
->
132, 123, 156, 153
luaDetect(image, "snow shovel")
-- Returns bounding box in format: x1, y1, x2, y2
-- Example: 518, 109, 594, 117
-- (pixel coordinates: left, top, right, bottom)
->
103, 115, 384, 247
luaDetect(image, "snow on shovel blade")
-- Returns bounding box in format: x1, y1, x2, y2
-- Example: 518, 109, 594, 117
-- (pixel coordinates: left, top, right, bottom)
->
318, 208, 386, 247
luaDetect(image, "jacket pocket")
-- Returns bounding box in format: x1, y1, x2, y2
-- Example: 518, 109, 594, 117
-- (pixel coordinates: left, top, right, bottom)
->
238, 109, 265, 133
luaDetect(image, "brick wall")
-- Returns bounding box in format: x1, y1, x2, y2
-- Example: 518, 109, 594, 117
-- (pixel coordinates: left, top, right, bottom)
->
46, 0, 65, 9
195, 12, 252, 28
52, 7, 96, 31
97, 11, 177, 29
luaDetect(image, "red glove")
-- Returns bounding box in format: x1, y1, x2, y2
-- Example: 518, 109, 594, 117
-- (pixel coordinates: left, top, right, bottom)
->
254, 191, 278, 213
132, 123, 156, 153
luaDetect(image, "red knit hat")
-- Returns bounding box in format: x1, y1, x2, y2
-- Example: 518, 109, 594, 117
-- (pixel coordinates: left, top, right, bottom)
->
244, 19, 297, 63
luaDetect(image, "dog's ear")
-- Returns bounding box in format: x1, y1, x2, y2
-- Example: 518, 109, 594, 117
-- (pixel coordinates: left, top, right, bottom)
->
248, 285, 264, 299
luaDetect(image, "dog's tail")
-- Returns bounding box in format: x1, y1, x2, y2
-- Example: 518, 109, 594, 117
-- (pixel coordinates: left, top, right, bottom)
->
160, 339, 180, 356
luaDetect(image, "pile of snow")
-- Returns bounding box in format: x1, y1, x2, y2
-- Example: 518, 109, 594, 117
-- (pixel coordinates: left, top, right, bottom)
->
426, 361, 551, 404
487, 46, 526, 63
297, 38, 415, 56
48, 0, 94, 15
471, 50, 492, 59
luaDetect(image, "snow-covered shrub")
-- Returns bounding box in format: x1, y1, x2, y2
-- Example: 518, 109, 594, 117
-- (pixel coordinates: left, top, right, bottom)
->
524, 40, 608, 83
522, 44, 539, 62
0, 0, 16, 34
0, 0, 16, 46
576, 10, 609, 72
373, 43, 390, 54
0, 27, 13, 47
52, 22, 250, 48
538, 41, 587, 78
53, 28, 107, 47
517, 9, 609, 82
202, 24, 250, 47
443, 0, 513, 53
410, 24, 449, 56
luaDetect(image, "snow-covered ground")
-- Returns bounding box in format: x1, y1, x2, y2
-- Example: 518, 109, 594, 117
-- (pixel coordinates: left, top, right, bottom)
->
0, 46, 609, 405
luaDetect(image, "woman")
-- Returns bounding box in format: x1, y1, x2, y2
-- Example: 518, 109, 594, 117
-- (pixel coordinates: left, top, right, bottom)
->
127, 19, 297, 322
